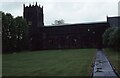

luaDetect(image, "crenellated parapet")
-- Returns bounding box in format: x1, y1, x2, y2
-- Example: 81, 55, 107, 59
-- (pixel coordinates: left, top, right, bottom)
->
23, 2, 43, 9
23, 2, 43, 16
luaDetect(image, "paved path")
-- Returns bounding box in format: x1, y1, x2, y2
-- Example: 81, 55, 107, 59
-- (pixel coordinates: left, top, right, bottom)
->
92, 49, 118, 78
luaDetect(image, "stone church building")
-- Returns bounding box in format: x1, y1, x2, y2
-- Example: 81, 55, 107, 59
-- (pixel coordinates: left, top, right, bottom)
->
23, 3, 119, 50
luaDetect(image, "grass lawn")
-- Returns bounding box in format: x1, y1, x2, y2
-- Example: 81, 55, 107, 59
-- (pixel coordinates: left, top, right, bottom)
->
3, 49, 96, 76
104, 49, 120, 74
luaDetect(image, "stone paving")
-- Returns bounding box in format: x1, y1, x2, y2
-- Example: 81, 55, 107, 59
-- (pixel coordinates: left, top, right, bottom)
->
92, 49, 118, 78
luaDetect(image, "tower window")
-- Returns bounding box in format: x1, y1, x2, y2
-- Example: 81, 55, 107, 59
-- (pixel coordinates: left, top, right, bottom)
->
93, 32, 95, 34
88, 29, 90, 31
28, 21, 32, 26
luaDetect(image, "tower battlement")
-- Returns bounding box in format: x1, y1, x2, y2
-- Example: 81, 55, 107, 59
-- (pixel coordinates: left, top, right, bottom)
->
23, 2, 43, 9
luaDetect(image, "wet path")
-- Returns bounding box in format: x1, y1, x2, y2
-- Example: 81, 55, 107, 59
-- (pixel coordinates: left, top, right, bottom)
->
92, 50, 118, 78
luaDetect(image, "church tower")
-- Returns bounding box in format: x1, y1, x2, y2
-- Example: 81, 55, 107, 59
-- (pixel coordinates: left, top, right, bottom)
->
23, 2, 44, 50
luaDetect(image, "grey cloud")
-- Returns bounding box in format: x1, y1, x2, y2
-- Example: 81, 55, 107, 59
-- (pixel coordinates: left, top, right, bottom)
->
1, 2, 24, 17
1, 1, 119, 25
44, 1, 118, 25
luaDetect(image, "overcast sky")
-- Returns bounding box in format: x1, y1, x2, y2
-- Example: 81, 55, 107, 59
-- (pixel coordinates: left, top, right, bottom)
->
0, 0, 119, 25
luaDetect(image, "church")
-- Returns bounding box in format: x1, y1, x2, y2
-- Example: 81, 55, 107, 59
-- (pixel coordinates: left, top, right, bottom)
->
23, 3, 119, 50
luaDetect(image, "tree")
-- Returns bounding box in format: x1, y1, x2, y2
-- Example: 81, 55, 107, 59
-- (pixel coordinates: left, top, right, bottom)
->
109, 27, 120, 49
52, 19, 65, 25
2, 12, 15, 52
14, 16, 28, 51
2, 12, 28, 53
102, 27, 115, 47
103, 27, 120, 50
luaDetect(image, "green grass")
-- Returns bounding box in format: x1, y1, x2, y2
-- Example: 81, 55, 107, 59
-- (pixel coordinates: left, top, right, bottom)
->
3, 49, 96, 76
104, 49, 120, 74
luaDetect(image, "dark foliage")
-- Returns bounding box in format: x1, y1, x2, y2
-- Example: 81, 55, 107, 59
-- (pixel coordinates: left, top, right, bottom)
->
2, 12, 28, 53
103, 27, 120, 50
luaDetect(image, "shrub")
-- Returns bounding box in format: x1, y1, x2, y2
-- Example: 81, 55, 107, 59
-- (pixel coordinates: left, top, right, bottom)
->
103, 27, 120, 50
